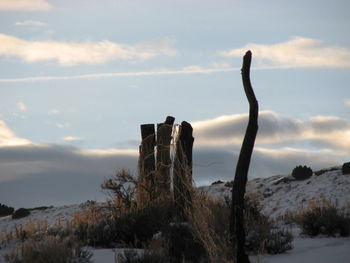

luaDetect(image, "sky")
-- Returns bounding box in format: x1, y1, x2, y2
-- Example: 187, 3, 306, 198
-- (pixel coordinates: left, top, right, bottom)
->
0, 0, 349, 208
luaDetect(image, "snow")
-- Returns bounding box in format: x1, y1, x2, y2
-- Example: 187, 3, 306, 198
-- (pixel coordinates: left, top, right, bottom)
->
0, 203, 92, 236
251, 228, 350, 263
90, 248, 117, 263
89, 233, 350, 263
200, 166, 350, 218
91, 248, 144, 263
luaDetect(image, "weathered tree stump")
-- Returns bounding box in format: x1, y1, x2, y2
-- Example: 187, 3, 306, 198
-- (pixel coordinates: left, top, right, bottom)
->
173, 121, 194, 218
137, 124, 156, 205
155, 116, 175, 199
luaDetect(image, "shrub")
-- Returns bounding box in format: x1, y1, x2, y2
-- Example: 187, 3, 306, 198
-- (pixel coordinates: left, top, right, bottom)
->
112, 201, 174, 247
162, 223, 209, 263
118, 250, 168, 263
188, 194, 293, 260
0, 203, 14, 217
264, 228, 293, 254
101, 169, 137, 211
29, 206, 53, 211
244, 196, 293, 255
296, 201, 350, 237
12, 208, 30, 219
342, 162, 350, 175
73, 200, 174, 248
292, 165, 313, 180
4, 236, 92, 263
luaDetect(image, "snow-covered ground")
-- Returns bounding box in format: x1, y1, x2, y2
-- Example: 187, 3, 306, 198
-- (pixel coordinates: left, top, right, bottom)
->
1, 166, 349, 262
199, 166, 350, 218
251, 228, 350, 263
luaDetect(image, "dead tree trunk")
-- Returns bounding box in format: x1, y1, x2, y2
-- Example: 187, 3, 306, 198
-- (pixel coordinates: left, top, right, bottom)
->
137, 124, 156, 206
230, 50, 258, 263
156, 116, 175, 199
173, 121, 194, 219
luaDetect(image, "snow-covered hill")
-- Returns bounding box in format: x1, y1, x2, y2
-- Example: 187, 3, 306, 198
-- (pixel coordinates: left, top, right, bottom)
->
199, 166, 350, 218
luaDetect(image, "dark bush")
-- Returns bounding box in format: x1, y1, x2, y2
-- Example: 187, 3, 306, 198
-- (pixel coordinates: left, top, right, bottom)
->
12, 208, 30, 219
297, 203, 350, 237
162, 223, 209, 263
75, 201, 174, 248
29, 206, 53, 211
119, 250, 168, 263
211, 180, 224, 185
244, 197, 293, 254
265, 228, 293, 254
292, 165, 313, 180
0, 203, 14, 217
4, 236, 92, 263
113, 201, 174, 247
342, 162, 350, 175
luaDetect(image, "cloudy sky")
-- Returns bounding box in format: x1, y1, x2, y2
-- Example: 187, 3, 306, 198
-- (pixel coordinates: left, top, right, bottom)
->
0, 0, 349, 208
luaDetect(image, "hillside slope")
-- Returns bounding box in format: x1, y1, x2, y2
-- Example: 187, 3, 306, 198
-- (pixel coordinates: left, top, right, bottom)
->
199, 166, 350, 218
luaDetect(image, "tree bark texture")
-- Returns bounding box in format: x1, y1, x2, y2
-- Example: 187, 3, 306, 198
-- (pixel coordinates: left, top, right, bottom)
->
156, 116, 175, 198
173, 121, 194, 219
138, 124, 156, 205
230, 50, 258, 263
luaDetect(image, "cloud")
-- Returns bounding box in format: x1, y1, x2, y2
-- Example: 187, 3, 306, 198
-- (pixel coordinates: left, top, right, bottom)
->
345, 99, 350, 107
48, 109, 60, 115
0, 120, 31, 146
0, 117, 346, 207
0, 0, 52, 11
193, 146, 343, 186
16, 102, 27, 111
15, 20, 47, 26
0, 65, 239, 83
193, 111, 350, 152
220, 37, 350, 68
55, 122, 70, 129
63, 136, 81, 142
0, 144, 138, 207
0, 34, 177, 66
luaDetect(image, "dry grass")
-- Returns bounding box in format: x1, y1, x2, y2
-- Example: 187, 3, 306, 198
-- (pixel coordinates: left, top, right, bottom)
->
4, 236, 92, 263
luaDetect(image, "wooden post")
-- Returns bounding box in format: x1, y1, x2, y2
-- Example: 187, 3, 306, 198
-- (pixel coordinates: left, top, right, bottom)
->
156, 116, 175, 199
230, 50, 258, 263
138, 124, 156, 205
173, 121, 194, 218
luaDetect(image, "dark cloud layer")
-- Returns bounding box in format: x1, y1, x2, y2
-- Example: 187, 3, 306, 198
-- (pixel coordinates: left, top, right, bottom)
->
0, 145, 138, 207
0, 143, 344, 208
0, 111, 348, 208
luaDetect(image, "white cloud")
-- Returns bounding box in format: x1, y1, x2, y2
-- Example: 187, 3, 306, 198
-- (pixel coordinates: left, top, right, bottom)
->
63, 136, 81, 142
220, 37, 350, 68
0, 120, 31, 146
0, 65, 240, 83
192, 111, 350, 153
0, 34, 176, 66
15, 20, 46, 26
48, 109, 60, 115
16, 102, 27, 111
55, 122, 70, 129
0, 0, 52, 11
345, 99, 350, 107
